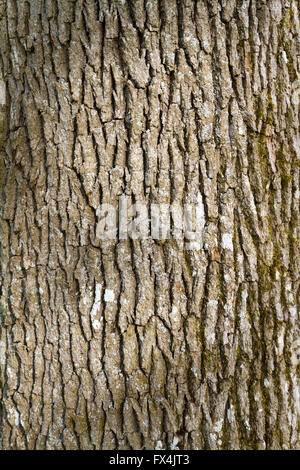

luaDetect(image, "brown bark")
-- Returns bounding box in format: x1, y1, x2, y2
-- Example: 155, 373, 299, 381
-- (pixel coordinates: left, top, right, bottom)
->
0, 0, 299, 450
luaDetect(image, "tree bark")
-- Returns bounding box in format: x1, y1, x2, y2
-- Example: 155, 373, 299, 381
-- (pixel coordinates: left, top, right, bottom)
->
0, 0, 299, 450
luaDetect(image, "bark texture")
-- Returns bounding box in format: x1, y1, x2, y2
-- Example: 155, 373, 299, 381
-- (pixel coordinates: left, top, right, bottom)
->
0, 0, 300, 450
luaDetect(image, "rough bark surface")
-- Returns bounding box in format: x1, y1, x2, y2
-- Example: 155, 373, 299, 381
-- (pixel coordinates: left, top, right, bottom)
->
0, 0, 299, 450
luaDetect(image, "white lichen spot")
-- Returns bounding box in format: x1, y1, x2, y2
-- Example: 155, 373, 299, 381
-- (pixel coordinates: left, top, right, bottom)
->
0, 340, 5, 365
206, 332, 216, 344
241, 288, 248, 303
90, 283, 102, 326
208, 300, 218, 310
289, 306, 297, 320
277, 329, 285, 356
293, 135, 300, 160
291, 339, 300, 367
8, 407, 20, 426
264, 378, 270, 388
92, 319, 101, 331
186, 241, 201, 251
170, 436, 179, 450
221, 233, 234, 251
171, 305, 178, 316
292, 80, 300, 106
227, 405, 234, 423
244, 420, 250, 431
238, 124, 246, 136
0, 80, 5, 105
155, 440, 163, 450
249, 196, 257, 216
294, 383, 300, 414
104, 289, 115, 302
282, 50, 288, 63
13, 409, 20, 426
196, 192, 206, 235
214, 419, 223, 433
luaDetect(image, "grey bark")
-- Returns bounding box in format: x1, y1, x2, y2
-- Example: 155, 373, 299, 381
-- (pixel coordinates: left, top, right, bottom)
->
0, 0, 299, 450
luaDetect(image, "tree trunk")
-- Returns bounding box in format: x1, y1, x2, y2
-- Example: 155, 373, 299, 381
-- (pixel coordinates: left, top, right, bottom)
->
0, 0, 299, 450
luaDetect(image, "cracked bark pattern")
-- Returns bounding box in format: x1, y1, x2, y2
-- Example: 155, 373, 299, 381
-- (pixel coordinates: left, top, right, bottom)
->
0, 0, 300, 450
